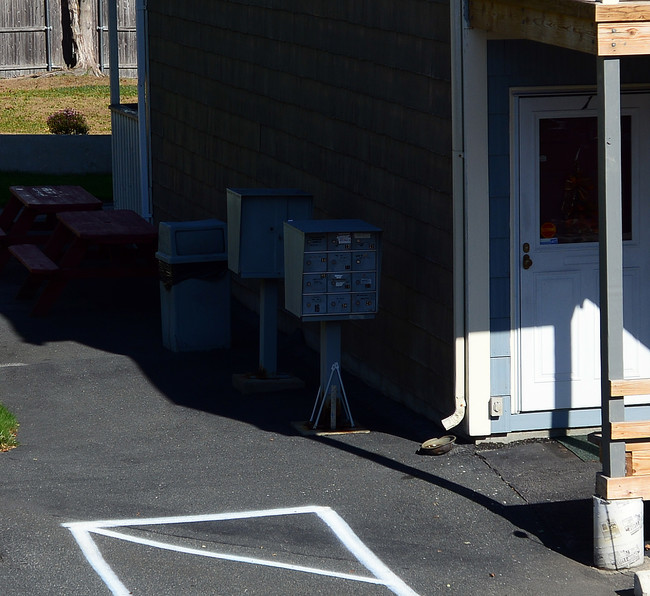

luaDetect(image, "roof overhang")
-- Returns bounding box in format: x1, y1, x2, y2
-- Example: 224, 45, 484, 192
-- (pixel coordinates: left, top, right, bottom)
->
469, 0, 650, 56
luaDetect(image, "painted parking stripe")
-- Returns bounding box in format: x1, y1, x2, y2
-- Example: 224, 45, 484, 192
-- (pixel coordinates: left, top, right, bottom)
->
64, 505, 419, 596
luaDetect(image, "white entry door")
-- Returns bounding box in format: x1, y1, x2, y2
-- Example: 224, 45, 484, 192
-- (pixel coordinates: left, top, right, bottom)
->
517, 92, 650, 413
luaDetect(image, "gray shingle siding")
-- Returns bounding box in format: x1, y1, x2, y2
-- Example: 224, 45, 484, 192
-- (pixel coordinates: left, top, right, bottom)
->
148, 0, 454, 420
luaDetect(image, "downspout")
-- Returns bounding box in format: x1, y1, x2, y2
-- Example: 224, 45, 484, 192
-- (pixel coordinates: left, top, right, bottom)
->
136, 0, 152, 221
442, 0, 467, 430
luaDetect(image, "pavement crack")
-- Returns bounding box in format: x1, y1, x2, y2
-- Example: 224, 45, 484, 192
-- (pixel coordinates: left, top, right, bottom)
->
475, 450, 530, 504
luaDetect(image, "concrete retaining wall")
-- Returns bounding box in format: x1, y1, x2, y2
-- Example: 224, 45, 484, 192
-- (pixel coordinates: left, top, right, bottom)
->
0, 135, 112, 174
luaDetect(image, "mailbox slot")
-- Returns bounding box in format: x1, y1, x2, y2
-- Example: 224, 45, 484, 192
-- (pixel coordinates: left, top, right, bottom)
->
303, 273, 328, 293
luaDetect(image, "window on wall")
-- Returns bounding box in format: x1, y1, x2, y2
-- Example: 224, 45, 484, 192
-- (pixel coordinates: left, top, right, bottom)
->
538, 115, 632, 244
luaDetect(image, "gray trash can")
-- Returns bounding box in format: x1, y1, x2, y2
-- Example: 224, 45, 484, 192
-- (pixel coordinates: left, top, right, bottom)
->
156, 219, 230, 352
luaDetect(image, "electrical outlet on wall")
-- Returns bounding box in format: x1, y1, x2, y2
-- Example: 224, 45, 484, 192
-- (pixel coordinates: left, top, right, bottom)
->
489, 397, 503, 418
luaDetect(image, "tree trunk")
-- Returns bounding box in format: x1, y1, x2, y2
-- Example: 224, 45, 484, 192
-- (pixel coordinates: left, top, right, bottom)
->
67, 0, 100, 75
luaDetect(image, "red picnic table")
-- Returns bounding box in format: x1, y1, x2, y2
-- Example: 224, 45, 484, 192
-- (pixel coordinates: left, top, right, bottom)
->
0, 185, 103, 269
0, 185, 103, 239
9, 209, 158, 316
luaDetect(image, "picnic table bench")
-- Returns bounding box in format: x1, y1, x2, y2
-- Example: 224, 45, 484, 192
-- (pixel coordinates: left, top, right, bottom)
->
10, 209, 158, 316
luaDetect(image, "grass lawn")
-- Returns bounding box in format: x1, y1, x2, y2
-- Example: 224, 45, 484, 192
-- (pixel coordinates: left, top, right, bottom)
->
0, 73, 124, 207
0, 73, 137, 135
0, 402, 18, 451
0, 172, 113, 208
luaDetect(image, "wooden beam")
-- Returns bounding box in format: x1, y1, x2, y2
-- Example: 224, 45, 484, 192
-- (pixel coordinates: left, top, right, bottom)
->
596, 472, 650, 500
610, 378, 650, 397
626, 441, 650, 452
611, 420, 650, 440
470, 0, 650, 56
594, 3, 650, 24
626, 450, 650, 476
598, 22, 650, 55
469, 0, 597, 54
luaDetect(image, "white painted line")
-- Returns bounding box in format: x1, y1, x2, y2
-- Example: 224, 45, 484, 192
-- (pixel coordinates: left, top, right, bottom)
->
0, 362, 27, 368
66, 525, 131, 596
317, 508, 420, 596
63, 504, 326, 531
64, 505, 419, 596
91, 526, 386, 585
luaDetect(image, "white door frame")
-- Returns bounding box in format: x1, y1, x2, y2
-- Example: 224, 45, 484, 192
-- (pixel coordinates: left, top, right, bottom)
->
511, 87, 650, 418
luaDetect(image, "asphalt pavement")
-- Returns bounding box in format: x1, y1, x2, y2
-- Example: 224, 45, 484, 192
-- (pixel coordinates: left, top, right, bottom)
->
0, 258, 647, 595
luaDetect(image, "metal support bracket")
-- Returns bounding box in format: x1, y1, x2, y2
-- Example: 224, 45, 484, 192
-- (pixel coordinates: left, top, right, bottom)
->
310, 362, 355, 430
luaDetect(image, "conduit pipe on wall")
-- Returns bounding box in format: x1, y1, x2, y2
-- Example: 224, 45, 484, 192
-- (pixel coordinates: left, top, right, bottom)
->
442, 0, 468, 431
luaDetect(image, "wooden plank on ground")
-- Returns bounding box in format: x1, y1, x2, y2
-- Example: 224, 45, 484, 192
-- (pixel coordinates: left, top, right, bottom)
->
596, 473, 650, 500
586, 433, 650, 450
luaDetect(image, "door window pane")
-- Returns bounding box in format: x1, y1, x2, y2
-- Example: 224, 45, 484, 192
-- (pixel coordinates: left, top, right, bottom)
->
538, 115, 631, 243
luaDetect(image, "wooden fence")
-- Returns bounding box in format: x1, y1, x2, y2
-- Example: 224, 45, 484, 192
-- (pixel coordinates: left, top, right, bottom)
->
0, 0, 136, 78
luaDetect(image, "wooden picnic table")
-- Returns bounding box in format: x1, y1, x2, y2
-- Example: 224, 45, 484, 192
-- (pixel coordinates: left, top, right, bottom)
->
0, 185, 103, 270
10, 209, 158, 316
0, 185, 103, 239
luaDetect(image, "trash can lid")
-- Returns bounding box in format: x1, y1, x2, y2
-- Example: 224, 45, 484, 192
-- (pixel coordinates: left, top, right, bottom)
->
158, 219, 227, 262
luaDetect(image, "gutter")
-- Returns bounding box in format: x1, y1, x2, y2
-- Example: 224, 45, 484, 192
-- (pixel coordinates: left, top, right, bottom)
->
443, 0, 468, 431
136, 0, 152, 221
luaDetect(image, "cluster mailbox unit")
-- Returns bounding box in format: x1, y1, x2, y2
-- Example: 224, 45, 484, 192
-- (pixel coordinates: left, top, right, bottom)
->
283, 219, 382, 321
284, 219, 382, 430
226, 188, 313, 384
226, 188, 313, 279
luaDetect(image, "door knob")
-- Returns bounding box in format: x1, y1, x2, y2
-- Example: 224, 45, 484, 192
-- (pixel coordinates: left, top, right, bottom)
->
523, 254, 533, 270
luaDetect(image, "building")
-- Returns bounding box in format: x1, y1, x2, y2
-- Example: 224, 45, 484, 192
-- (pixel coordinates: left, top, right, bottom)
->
110, 1, 650, 448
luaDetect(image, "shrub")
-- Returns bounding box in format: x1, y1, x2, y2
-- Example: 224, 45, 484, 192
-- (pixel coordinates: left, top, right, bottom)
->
46, 108, 89, 135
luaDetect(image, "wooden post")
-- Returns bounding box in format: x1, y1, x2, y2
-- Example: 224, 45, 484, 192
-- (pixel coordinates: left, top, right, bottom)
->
598, 56, 626, 479
108, 0, 120, 106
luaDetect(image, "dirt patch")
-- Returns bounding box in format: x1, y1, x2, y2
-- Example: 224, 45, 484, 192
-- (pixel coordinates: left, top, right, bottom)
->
0, 71, 137, 135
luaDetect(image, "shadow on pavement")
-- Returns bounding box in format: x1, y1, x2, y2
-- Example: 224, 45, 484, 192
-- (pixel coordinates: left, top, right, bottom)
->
0, 263, 441, 443
0, 264, 622, 569
311, 434, 600, 566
